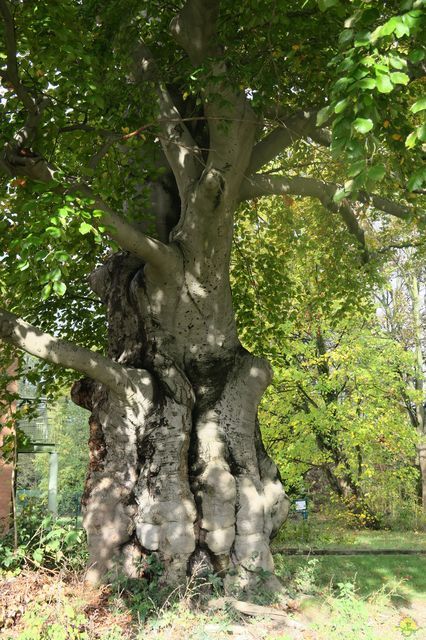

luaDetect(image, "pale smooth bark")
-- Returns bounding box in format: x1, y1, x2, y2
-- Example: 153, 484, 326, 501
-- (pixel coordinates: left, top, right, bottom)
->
0, 309, 153, 400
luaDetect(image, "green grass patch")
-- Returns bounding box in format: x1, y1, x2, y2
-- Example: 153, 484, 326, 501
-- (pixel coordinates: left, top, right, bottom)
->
274, 518, 426, 551
275, 553, 426, 601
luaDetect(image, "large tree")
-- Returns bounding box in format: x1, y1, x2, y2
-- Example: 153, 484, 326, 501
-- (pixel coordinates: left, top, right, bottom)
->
0, 0, 424, 592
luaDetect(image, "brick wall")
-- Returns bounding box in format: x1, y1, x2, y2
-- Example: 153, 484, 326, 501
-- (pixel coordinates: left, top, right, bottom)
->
0, 359, 18, 534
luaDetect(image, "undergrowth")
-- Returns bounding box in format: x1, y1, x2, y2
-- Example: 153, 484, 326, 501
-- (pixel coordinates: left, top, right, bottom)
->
0, 499, 87, 575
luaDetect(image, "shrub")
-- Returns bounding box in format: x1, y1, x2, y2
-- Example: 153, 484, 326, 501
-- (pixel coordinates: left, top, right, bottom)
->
0, 498, 87, 574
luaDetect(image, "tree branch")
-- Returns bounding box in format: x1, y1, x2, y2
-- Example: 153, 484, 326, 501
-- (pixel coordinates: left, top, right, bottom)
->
71, 184, 178, 272
358, 192, 412, 220
0, 145, 175, 271
0, 308, 137, 396
0, 0, 48, 152
133, 45, 203, 202
240, 173, 334, 203
248, 110, 330, 174
239, 174, 415, 220
239, 174, 372, 261
156, 82, 204, 201
170, 0, 220, 65
0, 0, 34, 112
170, 0, 257, 186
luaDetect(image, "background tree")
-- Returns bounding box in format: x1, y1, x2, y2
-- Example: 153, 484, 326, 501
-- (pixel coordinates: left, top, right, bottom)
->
0, 0, 424, 593
232, 196, 420, 527
376, 247, 426, 510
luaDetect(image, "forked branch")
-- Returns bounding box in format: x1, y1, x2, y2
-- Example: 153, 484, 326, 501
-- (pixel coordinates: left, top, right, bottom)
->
156, 83, 204, 201
170, 0, 256, 183
133, 45, 203, 202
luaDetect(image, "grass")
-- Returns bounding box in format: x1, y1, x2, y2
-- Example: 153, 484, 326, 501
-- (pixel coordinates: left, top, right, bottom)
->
273, 516, 426, 551
2, 557, 426, 640
275, 553, 426, 600
3, 516, 426, 639
269, 518, 426, 638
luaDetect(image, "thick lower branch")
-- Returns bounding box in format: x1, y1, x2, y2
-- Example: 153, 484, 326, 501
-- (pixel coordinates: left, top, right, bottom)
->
0, 145, 174, 270
0, 308, 137, 396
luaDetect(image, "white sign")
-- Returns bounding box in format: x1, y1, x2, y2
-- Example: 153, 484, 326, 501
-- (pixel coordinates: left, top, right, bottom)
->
295, 499, 307, 511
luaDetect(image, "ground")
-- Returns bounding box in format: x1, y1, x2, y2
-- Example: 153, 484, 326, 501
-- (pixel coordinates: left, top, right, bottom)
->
1, 529, 426, 640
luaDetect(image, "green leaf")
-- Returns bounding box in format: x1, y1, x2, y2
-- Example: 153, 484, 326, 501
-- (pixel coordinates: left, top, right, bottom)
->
411, 97, 426, 114
402, 9, 423, 29
339, 29, 353, 46
318, 0, 339, 12
41, 283, 52, 300
317, 106, 332, 126
32, 549, 44, 565
408, 48, 425, 63
46, 226, 62, 238
78, 222, 92, 235
367, 164, 386, 182
347, 160, 366, 177
372, 16, 398, 38
388, 55, 406, 70
333, 181, 353, 203
333, 77, 351, 91
334, 98, 349, 114
376, 74, 393, 93
394, 20, 410, 37
58, 206, 72, 218
50, 268, 62, 282
389, 72, 410, 85
405, 131, 418, 148
407, 168, 426, 191
354, 31, 372, 47
53, 281, 67, 296
352, 77, 376, 90
353, 118, 374, 134
417, 123, 426, 142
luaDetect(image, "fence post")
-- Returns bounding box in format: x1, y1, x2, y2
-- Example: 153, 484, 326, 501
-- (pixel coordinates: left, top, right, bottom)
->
48, 451, 58, 516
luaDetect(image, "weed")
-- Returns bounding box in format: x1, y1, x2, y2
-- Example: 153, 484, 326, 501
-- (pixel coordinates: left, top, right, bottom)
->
15, 602, 89, 640
292, 558, 319, 594
398, 616, 420, 637
0, 499, 87, 575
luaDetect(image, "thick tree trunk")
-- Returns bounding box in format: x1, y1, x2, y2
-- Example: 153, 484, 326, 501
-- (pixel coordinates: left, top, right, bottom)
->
72, 183, 289, 592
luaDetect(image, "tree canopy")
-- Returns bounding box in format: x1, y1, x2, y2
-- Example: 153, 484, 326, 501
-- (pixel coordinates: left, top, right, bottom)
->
1, 0, 424, 368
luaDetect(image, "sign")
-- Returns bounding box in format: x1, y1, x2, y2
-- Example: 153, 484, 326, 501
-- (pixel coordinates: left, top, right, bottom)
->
295, 499, 307, 512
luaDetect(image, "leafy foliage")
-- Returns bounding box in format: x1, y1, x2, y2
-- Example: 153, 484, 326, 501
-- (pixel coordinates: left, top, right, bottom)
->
0, 499, 87, 575
232, 196, 421, 520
